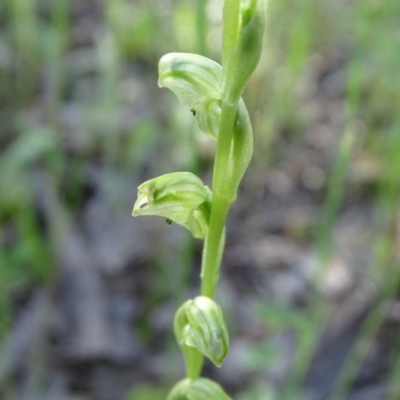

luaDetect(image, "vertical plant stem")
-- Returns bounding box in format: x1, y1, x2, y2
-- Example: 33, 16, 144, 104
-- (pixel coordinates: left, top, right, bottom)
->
200, 102, 237, 299
200, 195, 230, 298
185, 348, 204, 380
200, 0, 241, 299
222, 0, 240, 66
196, 0, 242, 379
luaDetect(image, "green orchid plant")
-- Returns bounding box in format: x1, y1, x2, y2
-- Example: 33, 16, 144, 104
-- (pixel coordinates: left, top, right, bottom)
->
133, 0, 265, 397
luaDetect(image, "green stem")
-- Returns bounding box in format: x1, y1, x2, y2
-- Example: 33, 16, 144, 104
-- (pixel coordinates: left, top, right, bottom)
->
193, 0, 242, 377
198, 105, 234, 366
222, 0, 240, 66
201, 195, 229, 298
200, 0, 241, 298
184, 347, 204, 380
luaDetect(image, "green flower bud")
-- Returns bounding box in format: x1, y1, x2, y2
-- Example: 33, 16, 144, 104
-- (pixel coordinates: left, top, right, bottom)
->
175, 297, 229, 368
167, 378, 232, 400
224, 0, 265, 102
132, 172, 211, 239
167, 379, 191, 400
158, 52, 223, 140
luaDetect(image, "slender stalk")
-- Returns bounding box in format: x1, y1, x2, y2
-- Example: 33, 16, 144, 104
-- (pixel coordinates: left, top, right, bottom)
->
200, 195, 230, 298
185, 346, 204, 379
200, 102, 237, 298
200, 0, 240, 299
222, 0, 240, 66
195, 0, 242, 379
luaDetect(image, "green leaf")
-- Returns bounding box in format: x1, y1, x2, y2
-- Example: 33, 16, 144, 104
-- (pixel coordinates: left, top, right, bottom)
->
133, 172, 211, 239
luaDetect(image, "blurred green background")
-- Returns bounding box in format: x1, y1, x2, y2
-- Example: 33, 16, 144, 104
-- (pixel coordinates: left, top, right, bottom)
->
1, 0, 400, 399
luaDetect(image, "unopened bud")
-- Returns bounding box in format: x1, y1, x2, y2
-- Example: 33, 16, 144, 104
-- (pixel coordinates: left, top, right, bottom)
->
175, 296, 229, 367
167, 378, 232, 400
224, 0, 265, 102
